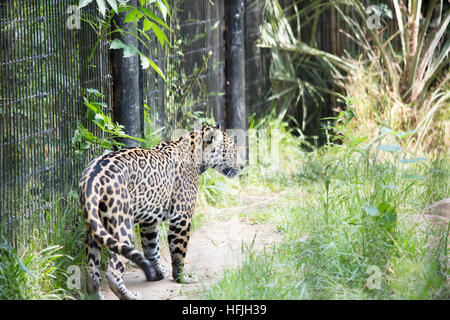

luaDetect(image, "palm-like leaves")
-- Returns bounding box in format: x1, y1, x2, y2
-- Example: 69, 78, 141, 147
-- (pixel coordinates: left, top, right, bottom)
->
257, 0, 353, 131
258, 0, 449, 150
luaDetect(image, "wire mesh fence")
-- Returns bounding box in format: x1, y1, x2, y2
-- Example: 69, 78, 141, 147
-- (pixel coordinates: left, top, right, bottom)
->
245, 0, 270, 121
0, 0, 111, 247
0, 0, 270, 248
141, 0, 226, 140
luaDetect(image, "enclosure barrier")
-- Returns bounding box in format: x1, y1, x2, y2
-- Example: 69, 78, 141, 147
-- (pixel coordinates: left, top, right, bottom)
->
0, 0, 112, 247
0, 0, 268, 248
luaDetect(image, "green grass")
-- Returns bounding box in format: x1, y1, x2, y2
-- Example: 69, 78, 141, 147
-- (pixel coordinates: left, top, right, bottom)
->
2, 114, 448, 300
0, 194, 86, 299
202, 119, 449, 300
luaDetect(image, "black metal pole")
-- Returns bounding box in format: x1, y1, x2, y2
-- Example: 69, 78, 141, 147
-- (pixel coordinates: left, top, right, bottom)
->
111, 0, 141, 147
225, 0, 248, 162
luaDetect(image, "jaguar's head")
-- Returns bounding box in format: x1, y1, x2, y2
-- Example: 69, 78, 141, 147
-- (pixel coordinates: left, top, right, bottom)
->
199, 123, 244, 178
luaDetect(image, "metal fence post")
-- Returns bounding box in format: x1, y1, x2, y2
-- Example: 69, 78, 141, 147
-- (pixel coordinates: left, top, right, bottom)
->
225, 0, 248, 162
111, 0, 141, 147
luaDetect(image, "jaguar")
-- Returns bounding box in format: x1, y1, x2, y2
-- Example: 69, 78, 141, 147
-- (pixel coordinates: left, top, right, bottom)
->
78, 123, 243, 299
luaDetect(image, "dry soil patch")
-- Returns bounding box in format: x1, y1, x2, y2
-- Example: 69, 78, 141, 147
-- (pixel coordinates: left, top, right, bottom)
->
101, 211, 281, 300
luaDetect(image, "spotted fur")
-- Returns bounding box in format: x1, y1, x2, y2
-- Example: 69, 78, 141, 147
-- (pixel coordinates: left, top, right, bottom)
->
78, 124, 243, 300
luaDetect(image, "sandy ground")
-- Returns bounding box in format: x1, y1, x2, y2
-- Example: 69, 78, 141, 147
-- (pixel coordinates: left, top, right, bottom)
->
101, 211, 282, 300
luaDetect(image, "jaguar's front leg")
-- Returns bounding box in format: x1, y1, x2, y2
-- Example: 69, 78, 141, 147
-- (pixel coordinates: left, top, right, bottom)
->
168, 213, 197, 283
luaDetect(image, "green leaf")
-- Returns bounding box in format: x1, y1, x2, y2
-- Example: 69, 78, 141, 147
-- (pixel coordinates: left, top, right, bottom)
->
210, 20, 220, 31
140, 7, 171, 30
109, 38, 126, 50
124, 9, 143, 23
86, 88, 103, 97
82, 130, 95, 142
117, 4, 131, 13
143, 18, 152, 32
155, 0, 169, 19
106, 0, 118, 13
96, 0, 106, 17
94, 114, 106, 128
160, 0, 170, 13
96, 101, 108, 108
99, 139, 113, 150
72, 129, 81, 145
140, 54, 150, 69
363, 206, 379, 217
122, 45, 138, 57
376, 201, 390, 214
403, 174, 425, 180
377, 201, 397, 229
147, 58, 165, 80
395, 129, 416, 139
17, 257, 35, 279
74, 149, 84, 159
80, 142, 91, 150
77, 0, 94, 10
110, 39, 138, 57
83, 101, 98, 112
111, 39, 164, 78
400, 157, 428, 164
86, 109, 96, 121
382, 185, 399, 190
151, 22, 168, 48
118, 133, 146, 142
379, 144, 401, 153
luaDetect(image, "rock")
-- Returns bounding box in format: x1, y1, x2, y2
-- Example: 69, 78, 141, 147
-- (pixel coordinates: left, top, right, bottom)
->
423, 198, 450, 231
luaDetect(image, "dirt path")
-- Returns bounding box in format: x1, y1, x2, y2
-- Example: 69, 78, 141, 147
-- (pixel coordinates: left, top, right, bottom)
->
101, 209, 282, 300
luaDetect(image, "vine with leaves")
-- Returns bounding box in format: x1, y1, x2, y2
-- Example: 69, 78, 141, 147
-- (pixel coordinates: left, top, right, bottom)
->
73, 0, 171, 157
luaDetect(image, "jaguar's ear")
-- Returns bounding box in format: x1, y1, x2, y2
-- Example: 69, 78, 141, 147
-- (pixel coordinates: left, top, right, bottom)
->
214, 122, 221, 129
205, 128, 223, 145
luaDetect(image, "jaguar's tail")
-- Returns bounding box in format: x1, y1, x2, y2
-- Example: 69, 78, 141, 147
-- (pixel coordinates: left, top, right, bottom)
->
82, 194, 156, 281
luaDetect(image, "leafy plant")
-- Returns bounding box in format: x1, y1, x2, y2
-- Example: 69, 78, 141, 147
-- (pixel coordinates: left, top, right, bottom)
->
335, 0, 449, 147
258, 0, 449, 153
257, 0, 352, 135
72, 89, 147, 158
202, 111, 449, 300
0, 242, 73, 299
77, 0, 171, 77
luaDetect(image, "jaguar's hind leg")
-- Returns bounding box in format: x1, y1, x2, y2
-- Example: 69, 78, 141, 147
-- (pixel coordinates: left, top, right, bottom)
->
106, 253, 142, 300
140, 222, 168, 280
104, 216, 142, 300
85, 233, 104, 300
